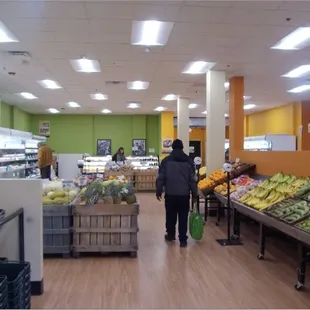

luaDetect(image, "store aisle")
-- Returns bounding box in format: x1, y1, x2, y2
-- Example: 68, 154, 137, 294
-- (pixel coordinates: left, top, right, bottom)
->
32, 193, 310, 309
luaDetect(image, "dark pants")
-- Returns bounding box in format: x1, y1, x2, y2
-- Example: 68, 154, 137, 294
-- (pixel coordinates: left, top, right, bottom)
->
165, 195, 190, 242
40, 165, 51, 180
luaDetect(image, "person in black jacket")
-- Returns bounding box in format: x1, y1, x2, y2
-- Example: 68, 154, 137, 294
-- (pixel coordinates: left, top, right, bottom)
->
156, 139, 197, 247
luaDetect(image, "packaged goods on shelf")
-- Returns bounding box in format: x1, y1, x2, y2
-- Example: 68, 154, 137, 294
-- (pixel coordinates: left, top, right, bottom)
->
0, 128, 45, 179
238, 173, 310, 211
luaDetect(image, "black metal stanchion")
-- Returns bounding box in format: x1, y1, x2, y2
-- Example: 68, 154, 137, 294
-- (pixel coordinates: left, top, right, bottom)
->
295, 243, 310, 291
257, 223, 265, 260
216, 164, 243, 246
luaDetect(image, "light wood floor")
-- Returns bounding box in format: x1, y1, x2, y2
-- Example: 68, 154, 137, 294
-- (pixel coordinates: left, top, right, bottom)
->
33, 193, 310, 308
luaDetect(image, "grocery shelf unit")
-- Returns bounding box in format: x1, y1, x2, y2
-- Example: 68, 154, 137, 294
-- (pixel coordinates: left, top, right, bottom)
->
25, 135, 46, 180
214, 191, 310, 291
0, 128, 46, 180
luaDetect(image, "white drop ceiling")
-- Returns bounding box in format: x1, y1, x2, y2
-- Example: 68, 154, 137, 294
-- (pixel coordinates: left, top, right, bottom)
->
0, 0, 310, 116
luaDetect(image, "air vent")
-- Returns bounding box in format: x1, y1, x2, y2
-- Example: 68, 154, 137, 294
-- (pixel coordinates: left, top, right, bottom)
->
105, 81, 125, 86
7, 51, 31, 57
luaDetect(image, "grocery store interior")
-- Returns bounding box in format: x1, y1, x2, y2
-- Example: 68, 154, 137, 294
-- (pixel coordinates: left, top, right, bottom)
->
1, 0, 310, 309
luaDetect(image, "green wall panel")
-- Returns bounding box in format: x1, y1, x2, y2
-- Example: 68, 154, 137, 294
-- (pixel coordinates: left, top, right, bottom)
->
0, 102, 13, 129
30, 115, 94, 154
29, 114, 160, 155
132, 115, 146, 139
13, 107, 30, 132
146, 115, 160, 155
93, 115, 133, 155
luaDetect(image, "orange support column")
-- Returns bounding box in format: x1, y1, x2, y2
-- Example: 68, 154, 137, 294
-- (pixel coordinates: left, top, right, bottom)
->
301, 101, 310, 150
229, 76, 244, 159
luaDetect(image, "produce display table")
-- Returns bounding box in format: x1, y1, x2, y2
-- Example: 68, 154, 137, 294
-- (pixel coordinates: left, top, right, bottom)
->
43, 205, 72, 257
72, 202, 139, 258
213, 192, 310, 291
134, 170, 157, 191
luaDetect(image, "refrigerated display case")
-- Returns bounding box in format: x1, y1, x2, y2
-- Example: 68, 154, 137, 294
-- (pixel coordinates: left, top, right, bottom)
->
225, 134, 296, 152
80, 155, 159, 173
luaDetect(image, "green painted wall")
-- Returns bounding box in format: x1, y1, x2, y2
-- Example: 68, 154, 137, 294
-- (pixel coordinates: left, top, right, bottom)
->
0, 101, 30, 131
12, 107, 30, 132
0, 102, 13, 129
30, 114, 160, 155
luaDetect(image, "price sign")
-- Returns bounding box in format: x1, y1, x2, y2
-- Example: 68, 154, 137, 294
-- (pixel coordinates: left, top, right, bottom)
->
118, 175, 125, 180
63, 180, 74, 188
78, 176, 88, 187
96, 173, 104, 179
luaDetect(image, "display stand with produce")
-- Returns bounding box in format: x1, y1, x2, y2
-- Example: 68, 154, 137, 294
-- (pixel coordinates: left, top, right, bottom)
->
72, 179, 139, 258
42, 180, 80, 257
135, 169, 157, 191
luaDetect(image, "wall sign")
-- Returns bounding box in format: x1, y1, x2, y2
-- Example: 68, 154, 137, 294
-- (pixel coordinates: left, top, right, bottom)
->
39, 120, 50, 137
162, 138, 173, 154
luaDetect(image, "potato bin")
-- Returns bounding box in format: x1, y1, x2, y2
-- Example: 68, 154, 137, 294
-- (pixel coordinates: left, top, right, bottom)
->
72, 202, 139, 258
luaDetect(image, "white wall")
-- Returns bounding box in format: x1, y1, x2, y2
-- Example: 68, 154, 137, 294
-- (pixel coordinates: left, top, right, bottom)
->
58, 154, 83, 179
0, 179, 43, 283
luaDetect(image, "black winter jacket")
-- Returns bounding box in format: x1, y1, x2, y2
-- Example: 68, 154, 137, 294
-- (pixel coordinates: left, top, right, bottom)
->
156, 149, 197, 197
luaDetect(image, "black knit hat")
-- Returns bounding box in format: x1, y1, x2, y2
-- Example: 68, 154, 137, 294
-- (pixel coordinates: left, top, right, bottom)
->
172, 139, 184, 150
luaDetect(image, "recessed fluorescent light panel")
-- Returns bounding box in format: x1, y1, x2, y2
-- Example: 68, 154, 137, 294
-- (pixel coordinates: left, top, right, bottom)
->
154, 106, 167, 112
202, 111, 207, 115
0, 21, 18, 43
90, 93, 108, 100
282, 65, 310, 78
127, 81, 149, 90
287, 85, 310, 93
38, 79, 62, 89
271, 27, 310, 50
244, 104, 256, 110
19, 92, 37, 100
101, 109, 112, 114
131, 20, 174, 46
70, 58, 101, 73
47, 108, 60, 114
162, 94, 179, 101
67, 102, 81, 108
182, 61, 216, 74
188, 103, 198, 109
127, 102, 140, 109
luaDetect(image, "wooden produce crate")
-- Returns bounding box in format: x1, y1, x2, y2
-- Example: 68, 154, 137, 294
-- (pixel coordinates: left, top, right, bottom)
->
107, 171, 135, 183
43, 205, 72, 257
72, 203, 139, 258
135, 170, 157, 191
